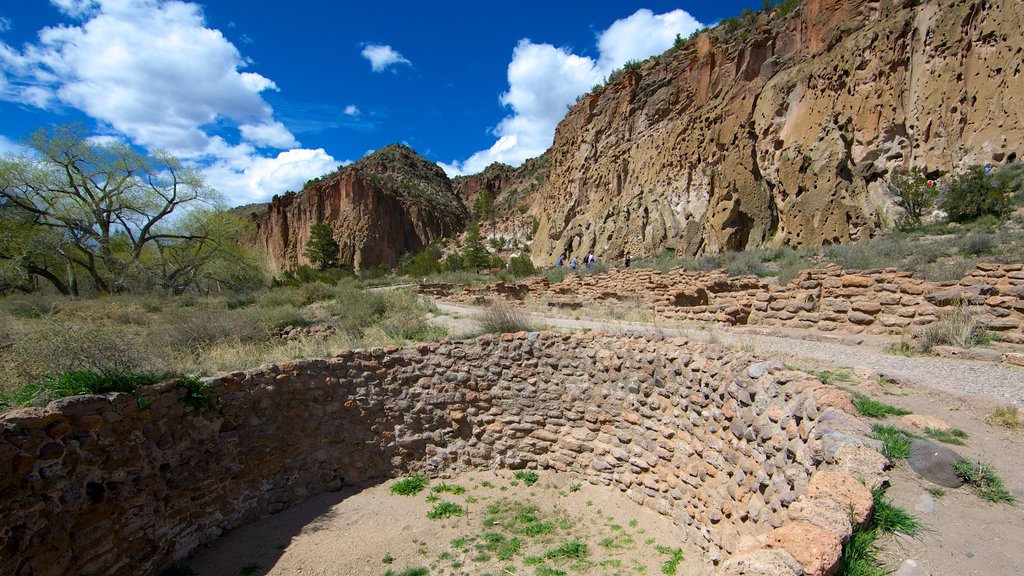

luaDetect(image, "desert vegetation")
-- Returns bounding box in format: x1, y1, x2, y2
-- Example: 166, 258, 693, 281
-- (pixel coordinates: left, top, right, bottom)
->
0, 280, 444, 405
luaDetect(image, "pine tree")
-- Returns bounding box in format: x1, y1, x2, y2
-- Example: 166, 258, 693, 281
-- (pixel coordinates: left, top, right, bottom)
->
304, 222, 340, 270
461, 224, 490, 272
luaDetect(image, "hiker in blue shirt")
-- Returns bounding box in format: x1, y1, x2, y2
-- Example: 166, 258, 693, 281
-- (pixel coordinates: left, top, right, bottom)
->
570, 256, 578, 270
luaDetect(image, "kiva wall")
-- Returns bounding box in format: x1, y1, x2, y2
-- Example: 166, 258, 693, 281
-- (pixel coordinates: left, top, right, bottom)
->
0, 332, 883, 575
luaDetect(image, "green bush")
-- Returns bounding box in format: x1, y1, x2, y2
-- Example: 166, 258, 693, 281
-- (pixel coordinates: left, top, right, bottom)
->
941, 166, 1014, 223
177, 376, 214, 413
390, 474, 429, 495
400, 244, 443, 277
508, 254, 537, 278
889, 167, 937, 230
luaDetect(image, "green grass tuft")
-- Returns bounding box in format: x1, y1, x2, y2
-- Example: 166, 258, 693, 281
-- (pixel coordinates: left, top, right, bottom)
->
869, 425, 916, 460
1, 370, 172, 409
514, 470, 540, 486
953, 459, 1016, 503
383, 569, 428, 576
923, 426, 968, 445
427, 501, 467, 520
985, 405, 1021, 430
390, 474, 429, 496
845, 389, 912, 418
654, 545, 684, 574
871, 488, 923, 536
544, 540, 588, 560
431, 482, 466, 495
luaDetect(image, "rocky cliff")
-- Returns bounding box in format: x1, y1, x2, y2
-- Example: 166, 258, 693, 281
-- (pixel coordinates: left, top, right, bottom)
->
255, 144, 468, 272
530, 0, 1024, 264
452, 154, 550, 242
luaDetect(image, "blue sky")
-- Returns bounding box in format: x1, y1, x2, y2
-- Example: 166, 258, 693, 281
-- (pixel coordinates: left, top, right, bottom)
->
0, 0, 765, 206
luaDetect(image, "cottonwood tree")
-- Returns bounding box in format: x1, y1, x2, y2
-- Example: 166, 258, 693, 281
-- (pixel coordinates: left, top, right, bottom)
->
0, 124, 251, 294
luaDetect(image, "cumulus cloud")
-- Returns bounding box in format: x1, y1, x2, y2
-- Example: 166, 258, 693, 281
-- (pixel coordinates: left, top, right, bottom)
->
0, 0, 336, 204
0, 17, 12, 33
204, 147, 343, 205
361, 44, 411, 72
441, 8, 703, 176
0, 134, 22, 154
344, 104, 360, 116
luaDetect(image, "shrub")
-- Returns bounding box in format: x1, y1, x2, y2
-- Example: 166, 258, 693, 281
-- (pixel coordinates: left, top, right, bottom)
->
478, 302, 533, 334
513, 470, 539, 486
918, 300, 988, 351
507, 254, 537, 278
177, 377, 214, 413
959, 231, 996, 255
888, 167, 937, 230
941, 166, 1014, 223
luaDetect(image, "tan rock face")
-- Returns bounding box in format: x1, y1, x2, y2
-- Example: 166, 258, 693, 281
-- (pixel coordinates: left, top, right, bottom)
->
452, 155, 550, 243
766, 521, 842, 576
805, 470, 874, 526
255, 144, 467, 272
530, 0, 1024, 264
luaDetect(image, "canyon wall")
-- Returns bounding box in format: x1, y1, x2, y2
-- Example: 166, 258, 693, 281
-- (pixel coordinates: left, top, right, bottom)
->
0, 333, 883, 575
254, 144, 467, 272
531, 0, 1024, 263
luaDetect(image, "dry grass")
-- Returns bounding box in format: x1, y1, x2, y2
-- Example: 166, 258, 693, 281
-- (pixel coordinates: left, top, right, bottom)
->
0, 282, 445, 396
918, 300, 990, 352
985, 406, 1021, 430
477, 301, 533, 333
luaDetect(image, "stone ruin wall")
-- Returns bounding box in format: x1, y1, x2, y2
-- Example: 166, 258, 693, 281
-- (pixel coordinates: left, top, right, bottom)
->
425, 264, 1024, 355
0, 332, 885, 576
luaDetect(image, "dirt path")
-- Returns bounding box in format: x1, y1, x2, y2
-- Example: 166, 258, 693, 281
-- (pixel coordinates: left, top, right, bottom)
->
432, 302, 1024, 408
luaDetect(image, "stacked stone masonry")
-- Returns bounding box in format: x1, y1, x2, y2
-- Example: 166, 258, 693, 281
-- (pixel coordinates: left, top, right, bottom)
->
425, 264, 1024, 346
0, 333, 886, 576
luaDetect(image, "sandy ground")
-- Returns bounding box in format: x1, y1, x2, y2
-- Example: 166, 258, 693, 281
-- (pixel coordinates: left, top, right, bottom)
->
187, 470, 714, 576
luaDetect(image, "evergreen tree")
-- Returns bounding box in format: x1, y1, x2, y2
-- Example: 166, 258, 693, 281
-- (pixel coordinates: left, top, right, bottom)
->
304, 222, 340, 270
461, 224, 490, 272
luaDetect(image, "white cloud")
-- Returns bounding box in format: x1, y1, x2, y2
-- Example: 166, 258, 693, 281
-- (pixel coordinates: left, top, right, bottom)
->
441, 8, 702, 176
0, 134, 22, 154
361, 44, 411, 72
239, 121, 299, 148
49, 0, 99, 19
0, 17, 12, 33
344, 104, 360, 116
205, 148, 342, 205
0, 0, 336, 205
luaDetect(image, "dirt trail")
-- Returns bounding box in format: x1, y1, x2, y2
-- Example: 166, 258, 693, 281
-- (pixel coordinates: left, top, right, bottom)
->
433, 302, 1024, 408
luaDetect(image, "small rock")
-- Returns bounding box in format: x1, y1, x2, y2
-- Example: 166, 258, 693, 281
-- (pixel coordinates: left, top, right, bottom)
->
914, 493, 936, 514
900, 414, 951, 431
894, 559, 927, 576
718, 548, 804, 576
907, 439, 966, 488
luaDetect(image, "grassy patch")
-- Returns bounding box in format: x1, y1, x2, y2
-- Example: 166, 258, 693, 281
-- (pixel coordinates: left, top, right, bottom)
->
808, 368, 857, 385
427, 501, 468, 520
383, 569, 428, 576
953, 459, 1016, 504
923, 426, 968, 446
985, 405, 1021, 430
654, 545, 684, 575
513, 470, 540, 486
544, 540, 588, 561
484, 499, 556, 537
844, 389, 911, 418
839, 488, 921, 576
478, 532, 523, 561
177, 376, 214, 413
431, 482, 467, 495
926, 487, 945, 498
1, 370, 172, 409
869, 425, 916, 460
390, 474, 429, 496
871, 488, 923, 537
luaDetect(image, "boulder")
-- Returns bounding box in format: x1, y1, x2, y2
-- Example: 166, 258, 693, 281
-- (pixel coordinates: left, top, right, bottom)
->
766, 521, 842, 576
907, 439, 966, 488
718, 548, 805, 576
805, 471, 874, 526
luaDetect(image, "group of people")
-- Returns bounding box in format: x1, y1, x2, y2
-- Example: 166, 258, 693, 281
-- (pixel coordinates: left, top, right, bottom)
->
556, 251, 632, 270
556, 252, 597, 271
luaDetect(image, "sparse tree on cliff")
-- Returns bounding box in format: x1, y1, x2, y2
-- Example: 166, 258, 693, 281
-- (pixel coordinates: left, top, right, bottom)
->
304, 222, 340, 270
888, 167, 936, 230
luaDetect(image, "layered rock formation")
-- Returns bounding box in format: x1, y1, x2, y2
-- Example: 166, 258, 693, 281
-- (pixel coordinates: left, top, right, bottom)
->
452, 154, 550, 242
255, 144, 467, 272
531, 0, 1024, 263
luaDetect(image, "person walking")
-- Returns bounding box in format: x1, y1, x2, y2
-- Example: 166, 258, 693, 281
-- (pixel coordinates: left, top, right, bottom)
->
556, 254, 564, 268
585, 252, 594, 270
570, 255, 578, 270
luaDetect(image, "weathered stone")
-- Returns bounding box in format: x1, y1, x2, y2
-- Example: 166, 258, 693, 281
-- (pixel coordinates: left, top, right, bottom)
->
900, 414, 951, 431
718, 548, 805, 576
907, 440, 966, 488
787, 498, 853, 544
766, 521, 842, 576
805, 471, 874, 526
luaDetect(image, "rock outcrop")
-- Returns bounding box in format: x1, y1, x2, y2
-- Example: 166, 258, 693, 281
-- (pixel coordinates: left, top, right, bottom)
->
452, 154, 550, 243
255, 144, 468, 272
530, 0, 1024, 264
